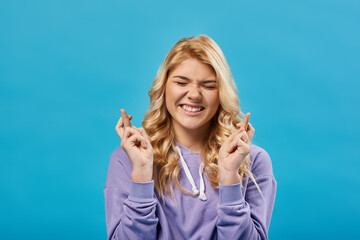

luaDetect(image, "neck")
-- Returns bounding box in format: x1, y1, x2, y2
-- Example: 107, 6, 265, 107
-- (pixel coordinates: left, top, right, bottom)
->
172, 122, 210, 153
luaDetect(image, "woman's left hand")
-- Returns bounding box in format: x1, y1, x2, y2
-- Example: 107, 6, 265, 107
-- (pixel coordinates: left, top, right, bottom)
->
235, 113, 255, 142
218, 113, 254, 185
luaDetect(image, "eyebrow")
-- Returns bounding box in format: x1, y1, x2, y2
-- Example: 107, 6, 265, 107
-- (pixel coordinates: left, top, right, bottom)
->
173, 75, 216, 83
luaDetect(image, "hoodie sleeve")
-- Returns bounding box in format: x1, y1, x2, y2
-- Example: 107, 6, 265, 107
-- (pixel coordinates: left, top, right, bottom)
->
216, 146, 277, 240
104, 147, 158, 240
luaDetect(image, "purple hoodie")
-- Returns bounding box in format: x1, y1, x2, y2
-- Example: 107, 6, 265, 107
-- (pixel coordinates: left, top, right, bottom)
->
104, 143, 276, 240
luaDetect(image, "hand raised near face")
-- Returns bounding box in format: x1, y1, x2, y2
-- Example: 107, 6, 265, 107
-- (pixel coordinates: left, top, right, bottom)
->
115, 109, 153, 182
218, 113, 253, 185
235, 113, 255, 142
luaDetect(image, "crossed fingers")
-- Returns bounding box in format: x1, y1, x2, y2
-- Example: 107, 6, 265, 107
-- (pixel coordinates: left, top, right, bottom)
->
115, 109, 149, 149
235, 113, 255, 142
227, 127, 251, 153
123, 126, 148, 149
115, 109, 133, 140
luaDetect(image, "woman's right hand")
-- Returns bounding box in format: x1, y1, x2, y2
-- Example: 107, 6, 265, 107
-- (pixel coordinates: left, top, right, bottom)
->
115, 109, 153, 182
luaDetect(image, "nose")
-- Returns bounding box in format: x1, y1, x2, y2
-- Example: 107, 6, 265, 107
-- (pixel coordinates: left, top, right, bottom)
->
187, 83, 201, 102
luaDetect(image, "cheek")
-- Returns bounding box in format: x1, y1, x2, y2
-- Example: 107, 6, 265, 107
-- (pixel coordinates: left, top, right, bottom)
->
214, 94, 220, 105
166, 85, 185, 105
165, 92, 172, 112
209, 92, 220, 115
164, 83, 172, 108
206, 91, 220, 106
165, 87, 178, 114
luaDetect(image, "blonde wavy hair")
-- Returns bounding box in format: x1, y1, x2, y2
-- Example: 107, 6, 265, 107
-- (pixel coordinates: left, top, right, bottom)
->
142, 35, 260, 200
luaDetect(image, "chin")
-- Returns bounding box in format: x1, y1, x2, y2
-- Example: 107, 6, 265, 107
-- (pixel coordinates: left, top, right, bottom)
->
179, 120, 210, 131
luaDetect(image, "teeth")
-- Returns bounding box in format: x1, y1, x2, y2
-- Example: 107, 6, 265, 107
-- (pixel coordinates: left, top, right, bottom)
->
181, 105, 202, 112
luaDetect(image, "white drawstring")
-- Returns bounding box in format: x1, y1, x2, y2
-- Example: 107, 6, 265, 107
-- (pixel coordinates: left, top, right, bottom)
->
176, 146, 207, 201
198, 162, 207, 201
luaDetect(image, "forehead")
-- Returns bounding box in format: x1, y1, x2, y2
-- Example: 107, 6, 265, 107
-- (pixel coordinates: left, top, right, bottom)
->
169, 58, 216, 80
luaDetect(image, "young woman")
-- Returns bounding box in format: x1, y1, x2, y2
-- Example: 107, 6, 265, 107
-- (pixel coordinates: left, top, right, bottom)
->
104, 35, 276, 240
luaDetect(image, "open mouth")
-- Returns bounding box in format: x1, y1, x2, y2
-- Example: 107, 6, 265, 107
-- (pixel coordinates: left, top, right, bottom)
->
180, 104, 205, 113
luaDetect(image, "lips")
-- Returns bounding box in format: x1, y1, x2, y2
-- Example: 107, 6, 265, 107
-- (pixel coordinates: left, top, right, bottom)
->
180, 104, 205, 113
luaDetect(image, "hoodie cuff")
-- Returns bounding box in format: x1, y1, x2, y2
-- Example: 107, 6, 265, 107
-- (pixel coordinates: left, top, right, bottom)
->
219, 183, 245, 205
128, 180, 155, 203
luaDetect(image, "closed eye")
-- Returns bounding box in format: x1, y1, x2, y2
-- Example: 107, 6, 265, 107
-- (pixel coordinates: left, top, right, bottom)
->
202, 85, 217, 90
176, 82, 188, 86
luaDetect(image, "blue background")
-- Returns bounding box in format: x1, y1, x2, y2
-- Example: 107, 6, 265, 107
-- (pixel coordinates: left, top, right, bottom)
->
1, 0, 359, 239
